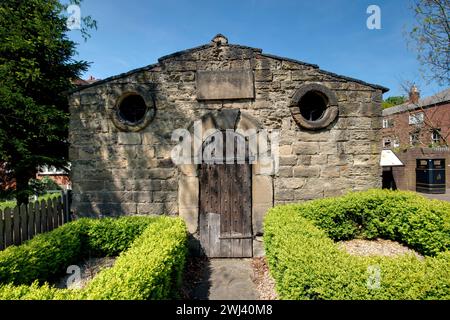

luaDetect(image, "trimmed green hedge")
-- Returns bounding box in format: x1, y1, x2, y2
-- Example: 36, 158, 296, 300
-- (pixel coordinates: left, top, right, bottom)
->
81, 217, 187, 299
0, 221, 85, 285
264, 189, 450, 300
294, 189, 450, 256
85, 216, 157, 256
0, 216, 188, 300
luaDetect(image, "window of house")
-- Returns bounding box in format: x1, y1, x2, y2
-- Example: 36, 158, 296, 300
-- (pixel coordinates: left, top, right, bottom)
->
111, 91, 156, 132
298, 91, 328, 121
383, 138, 392, 148
383, 119, 394, 128
410, 133, 420, 146
289, 83, 338, 130
39, 165, 68, 175
431, 129, 442, 144
393, 139, 400, 148
409, 112, 424, 125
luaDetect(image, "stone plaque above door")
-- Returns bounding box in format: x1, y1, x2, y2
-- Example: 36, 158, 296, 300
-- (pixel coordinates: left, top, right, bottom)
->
196, 70, 255, 100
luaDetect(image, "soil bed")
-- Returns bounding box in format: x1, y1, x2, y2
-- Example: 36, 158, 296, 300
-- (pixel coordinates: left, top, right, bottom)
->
55, 256, 116, 289
251, 257, 277, 300
337, 238, 424, 259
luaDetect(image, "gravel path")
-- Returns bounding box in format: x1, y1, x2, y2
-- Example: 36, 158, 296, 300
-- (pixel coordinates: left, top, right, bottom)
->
337, 239, 423, 259
251, 257, 278, 300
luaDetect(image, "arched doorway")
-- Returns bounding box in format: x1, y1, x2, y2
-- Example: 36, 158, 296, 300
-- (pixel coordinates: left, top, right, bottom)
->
199, 131, 252, 257
177, 110, 275, 258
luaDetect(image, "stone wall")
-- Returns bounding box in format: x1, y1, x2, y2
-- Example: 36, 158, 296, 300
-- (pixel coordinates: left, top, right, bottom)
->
69, 37, 384, 238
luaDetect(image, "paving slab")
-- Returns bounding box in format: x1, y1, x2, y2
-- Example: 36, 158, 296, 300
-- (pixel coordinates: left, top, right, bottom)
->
419, 189, 450, 202
191, 258, 258, 300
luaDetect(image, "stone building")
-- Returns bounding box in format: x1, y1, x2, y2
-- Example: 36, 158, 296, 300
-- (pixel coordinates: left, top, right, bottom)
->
68, 35, 388, 257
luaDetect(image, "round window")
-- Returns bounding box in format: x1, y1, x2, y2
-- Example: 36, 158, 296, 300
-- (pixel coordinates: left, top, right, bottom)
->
299, 91, 328, 121
110, 91, 156, 132
117, 94, 148, 124
289, 84, 338, 130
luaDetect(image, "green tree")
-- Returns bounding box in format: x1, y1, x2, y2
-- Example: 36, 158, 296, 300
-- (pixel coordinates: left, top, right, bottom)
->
0, 0, 96, 204
408, 0, 450, 85
382, 96, 407, 109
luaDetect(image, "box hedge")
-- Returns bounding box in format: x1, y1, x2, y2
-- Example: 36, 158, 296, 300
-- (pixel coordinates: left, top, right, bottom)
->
0, 216, 188, 300
264, 189, 450, 300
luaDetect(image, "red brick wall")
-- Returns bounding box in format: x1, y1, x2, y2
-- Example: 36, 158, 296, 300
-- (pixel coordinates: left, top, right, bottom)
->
382, 102, 450, 147
36, 175, 71, 189
391, 148, 450, 191
0, 163, 15, 191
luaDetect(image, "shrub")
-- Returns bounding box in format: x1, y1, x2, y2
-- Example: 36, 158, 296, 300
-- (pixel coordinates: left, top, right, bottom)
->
0, 189, 15, 202
286, 189, 450, 256
85, 216, 157, 256
0, 199, 18, 211
0, 216, 188, 300
0, 220, 87, 285
81, 217, 188, 300
264, 189, 450, 300
29, 177, 62, 196
0, 192, 62, 211
0, 282, 74, 300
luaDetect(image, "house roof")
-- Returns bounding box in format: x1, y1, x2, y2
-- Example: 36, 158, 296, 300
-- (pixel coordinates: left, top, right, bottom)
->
69, 35, 389, 94
71, 75, 100, 87
383, 88, 450, 116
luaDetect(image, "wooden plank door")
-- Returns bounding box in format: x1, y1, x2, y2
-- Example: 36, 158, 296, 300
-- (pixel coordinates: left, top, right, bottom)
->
199, 162, 252, 257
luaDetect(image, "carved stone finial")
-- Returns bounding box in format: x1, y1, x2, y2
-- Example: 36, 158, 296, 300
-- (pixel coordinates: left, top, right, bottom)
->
211, 34, 228, 46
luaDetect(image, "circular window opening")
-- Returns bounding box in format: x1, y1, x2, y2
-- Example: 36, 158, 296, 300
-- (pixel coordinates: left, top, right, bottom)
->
118, 94, 148, 124
298, 91, 328, 121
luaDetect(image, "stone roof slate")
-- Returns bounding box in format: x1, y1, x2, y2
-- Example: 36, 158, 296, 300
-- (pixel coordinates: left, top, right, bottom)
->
69, 39, 389, 94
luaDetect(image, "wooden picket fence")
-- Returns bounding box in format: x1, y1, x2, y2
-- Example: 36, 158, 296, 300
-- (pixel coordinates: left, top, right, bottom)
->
0, 192, 70, 250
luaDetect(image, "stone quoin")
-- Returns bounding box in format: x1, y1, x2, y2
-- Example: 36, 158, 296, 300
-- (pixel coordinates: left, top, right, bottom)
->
68, 34, 388, 257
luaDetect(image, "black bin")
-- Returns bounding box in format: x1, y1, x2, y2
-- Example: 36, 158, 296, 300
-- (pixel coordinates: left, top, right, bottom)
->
416, 159, 446, 194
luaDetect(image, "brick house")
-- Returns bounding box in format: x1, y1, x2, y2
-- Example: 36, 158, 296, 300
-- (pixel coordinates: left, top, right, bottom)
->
382, 87, 450, 149
68, 35, 387, 257
0, 163, 71, 193
36, 166, 71, 190
381, 87, 450, 191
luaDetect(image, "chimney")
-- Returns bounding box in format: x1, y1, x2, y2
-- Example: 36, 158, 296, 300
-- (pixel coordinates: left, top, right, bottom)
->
409, 85, 420, 104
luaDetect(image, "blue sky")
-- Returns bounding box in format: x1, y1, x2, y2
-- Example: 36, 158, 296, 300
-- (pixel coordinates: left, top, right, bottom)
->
67, 0, 447, 98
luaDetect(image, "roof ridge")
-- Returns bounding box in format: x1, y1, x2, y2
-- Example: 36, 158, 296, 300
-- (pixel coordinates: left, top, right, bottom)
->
68, 63, 159, 94
258, 53, 319, 69
259, 52, 388, 92
69, 38, 390, 94
158, 43, 263, 62
382, 87, 450, 116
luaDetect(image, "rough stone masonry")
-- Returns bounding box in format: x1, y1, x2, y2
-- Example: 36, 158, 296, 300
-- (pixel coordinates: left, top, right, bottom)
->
68, 35, 388, 255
